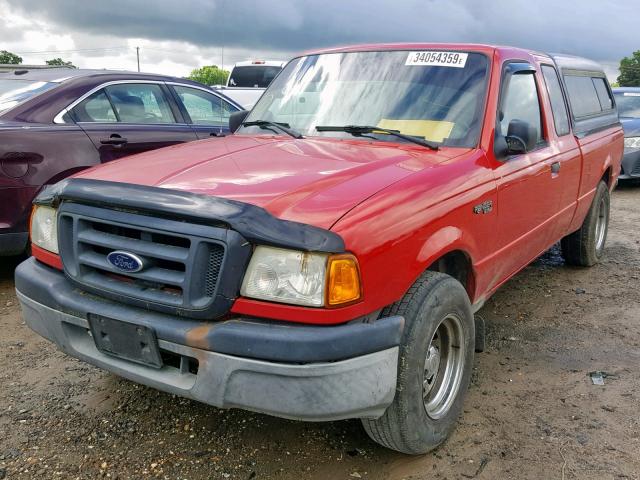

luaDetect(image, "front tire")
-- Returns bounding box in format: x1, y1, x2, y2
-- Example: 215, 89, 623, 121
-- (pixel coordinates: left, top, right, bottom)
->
561, 180, 610, 266
362, 271, 474, 454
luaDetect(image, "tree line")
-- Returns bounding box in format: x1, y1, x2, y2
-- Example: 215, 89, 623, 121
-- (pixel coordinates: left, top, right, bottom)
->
1, 50, 75, 68
3, 47, 640, 87
616, 51, 640, 87
1, 49, 228, 85
186, 65, 229, 86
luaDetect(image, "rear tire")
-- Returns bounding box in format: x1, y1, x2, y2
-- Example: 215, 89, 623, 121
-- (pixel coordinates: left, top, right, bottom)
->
362, 271, 474, 454
561, 181, 610, 266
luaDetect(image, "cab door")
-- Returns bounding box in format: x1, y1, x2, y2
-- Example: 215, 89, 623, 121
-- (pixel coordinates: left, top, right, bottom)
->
71, 82, 197, 163
539, 64, 582, 239
489, 62, 566, 285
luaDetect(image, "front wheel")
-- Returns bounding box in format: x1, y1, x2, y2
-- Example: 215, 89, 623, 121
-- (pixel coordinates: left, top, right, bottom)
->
362, 271, 474, 454
561, 180, 610, 267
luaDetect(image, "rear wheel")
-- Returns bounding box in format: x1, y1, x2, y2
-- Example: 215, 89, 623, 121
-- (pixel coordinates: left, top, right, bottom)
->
362, 271, 474, 454
561, 180, 610, 266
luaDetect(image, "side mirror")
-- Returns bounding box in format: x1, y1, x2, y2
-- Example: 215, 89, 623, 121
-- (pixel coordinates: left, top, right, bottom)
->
229, 110, 249, 133
504, 135, 527, 155
506, 119, 537, 152
495, 119, 537, 160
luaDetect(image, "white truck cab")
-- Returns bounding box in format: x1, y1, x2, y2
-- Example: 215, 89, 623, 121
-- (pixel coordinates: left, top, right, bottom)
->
226, 60, 286, 88
215, 60, 286, 109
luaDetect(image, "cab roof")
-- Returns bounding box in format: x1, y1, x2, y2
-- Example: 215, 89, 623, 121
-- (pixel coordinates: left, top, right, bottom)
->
304, 43, 498, 56
301, 43, 606, 75
549, 53, 607, 75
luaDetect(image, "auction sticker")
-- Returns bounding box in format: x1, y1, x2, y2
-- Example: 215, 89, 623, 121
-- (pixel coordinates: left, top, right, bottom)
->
405, 51, 468, 68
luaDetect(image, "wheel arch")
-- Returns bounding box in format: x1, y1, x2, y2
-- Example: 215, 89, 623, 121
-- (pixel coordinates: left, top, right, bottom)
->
414, 226, 477, 301
601, 165, 613, 189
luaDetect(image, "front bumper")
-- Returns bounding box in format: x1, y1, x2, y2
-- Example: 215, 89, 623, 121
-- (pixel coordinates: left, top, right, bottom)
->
620, 148, 640, 179
0, 185, 38, 255
16, 258, 403, 421
0, 231, 28, 256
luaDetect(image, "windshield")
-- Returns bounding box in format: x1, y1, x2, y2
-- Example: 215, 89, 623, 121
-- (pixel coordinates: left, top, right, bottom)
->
614, 91, 640, 118
228, 65, 283, 88
0, 79, 58, 114
240, 51, 489, 147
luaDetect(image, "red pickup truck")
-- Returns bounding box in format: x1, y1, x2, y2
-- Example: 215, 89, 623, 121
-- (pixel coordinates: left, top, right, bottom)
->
16, 44, 623, 454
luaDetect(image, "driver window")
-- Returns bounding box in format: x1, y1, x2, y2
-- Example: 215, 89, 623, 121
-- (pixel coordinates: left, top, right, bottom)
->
104, 83, 175, 124
500, 74, 544, 146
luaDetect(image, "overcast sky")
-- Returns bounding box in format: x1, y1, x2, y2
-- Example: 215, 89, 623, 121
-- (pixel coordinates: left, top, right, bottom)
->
1, 0, 636, 80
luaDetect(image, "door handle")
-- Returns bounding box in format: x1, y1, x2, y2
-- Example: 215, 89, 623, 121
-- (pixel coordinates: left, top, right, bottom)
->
551, 161, 560, 174
100, 134, 128, 146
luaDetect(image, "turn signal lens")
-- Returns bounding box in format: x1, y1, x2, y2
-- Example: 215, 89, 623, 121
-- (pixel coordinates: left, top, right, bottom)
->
326, 254, 361, 306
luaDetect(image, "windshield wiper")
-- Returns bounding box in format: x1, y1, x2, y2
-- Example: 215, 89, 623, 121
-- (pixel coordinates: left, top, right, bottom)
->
242, 120, 304, 139
315, 125, 439, 150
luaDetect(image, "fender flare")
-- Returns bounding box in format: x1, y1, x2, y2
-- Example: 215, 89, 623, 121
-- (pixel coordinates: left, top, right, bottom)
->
600, 153, 614, 188
414, 225, 477, 296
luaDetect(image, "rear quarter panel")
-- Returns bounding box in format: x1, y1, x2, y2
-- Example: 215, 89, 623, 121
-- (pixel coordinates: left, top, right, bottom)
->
568, 125, 624, 232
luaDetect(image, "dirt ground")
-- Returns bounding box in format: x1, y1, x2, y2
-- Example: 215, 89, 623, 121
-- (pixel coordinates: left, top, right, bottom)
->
1, 185, 639, 480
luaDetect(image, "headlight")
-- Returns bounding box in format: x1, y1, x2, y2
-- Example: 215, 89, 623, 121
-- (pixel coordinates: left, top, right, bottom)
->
30, 205, 59, 253
624, 137, 640, 149
240, 246, 361, 307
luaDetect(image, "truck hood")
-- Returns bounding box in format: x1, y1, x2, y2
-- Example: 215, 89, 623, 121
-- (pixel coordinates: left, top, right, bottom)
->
74, 135, 468, 229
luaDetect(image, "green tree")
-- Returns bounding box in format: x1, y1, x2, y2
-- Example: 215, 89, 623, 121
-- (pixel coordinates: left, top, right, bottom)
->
618, 51, 640, 87
45, 57, 76, 68
0, 50, 22, 64
187, 65, 229, 86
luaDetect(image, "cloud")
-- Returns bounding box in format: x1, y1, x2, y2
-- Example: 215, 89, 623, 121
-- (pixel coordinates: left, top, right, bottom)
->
2, 0, 636, 78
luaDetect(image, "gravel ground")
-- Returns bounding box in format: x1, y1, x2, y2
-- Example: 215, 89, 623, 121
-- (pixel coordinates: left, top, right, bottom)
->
1, 184, 639, 480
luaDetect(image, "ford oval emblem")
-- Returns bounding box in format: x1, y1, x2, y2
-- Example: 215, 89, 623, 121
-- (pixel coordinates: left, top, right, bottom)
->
106, 251, 145, 273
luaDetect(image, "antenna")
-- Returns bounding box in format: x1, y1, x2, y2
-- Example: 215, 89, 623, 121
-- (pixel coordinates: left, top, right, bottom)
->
218, 96, 224, 136
136, 46, 140, 72
219, 46, 225, 135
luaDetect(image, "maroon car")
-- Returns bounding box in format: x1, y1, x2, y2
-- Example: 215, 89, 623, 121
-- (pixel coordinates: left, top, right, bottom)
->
0, 68, 241, 255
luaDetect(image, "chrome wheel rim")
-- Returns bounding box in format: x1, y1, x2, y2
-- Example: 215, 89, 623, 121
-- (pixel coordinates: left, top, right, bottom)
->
423, 314, 465, 419
595, 196, 608, 252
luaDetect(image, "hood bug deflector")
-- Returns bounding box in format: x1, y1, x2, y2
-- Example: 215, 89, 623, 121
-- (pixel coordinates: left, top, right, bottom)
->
34, 178, 346, 253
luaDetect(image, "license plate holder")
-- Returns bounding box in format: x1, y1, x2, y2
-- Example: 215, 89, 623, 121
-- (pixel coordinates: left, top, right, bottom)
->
88, 314, 163, 368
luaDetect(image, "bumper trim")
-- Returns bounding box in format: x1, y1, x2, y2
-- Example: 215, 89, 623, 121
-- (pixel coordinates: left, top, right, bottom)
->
17, 290, 398, 421
620, 148, 640, 179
